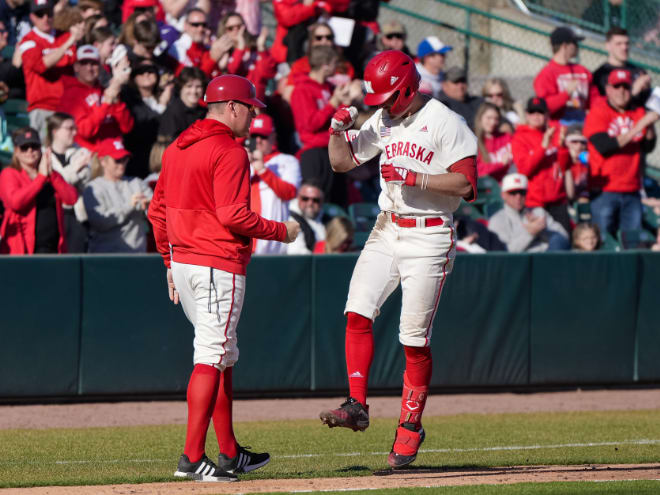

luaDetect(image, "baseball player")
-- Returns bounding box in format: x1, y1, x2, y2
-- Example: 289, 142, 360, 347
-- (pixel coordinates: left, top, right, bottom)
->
148, 74, 301, 482
319, 50, 478, 468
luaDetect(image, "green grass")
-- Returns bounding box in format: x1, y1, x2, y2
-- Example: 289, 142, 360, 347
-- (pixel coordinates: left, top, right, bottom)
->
257, 482, 660, 495
0, 410, 658, 488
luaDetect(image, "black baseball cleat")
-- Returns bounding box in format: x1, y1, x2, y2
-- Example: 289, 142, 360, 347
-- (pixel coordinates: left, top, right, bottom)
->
174, 453, 238, 482
217, 444, 271, 474
320, 397, 370, 432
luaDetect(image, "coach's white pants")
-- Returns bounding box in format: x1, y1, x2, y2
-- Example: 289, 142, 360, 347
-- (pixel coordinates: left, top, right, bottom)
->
345, 212, 455, 347
171, 261, 245, 370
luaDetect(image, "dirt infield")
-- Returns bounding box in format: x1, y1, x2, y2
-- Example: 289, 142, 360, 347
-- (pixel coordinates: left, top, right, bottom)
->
2, 388, 659, 430
1, 388, 659, 493
1, 464, 659, 494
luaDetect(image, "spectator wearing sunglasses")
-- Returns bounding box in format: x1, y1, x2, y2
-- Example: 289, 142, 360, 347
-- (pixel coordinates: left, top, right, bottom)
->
286, 22, 355, 90
415, 35, 452, 100
207, 12, 276, 102
511, 97, 572, 234
271, 0, 333, 64
169, 8, 216, 76
375, 20, 412, 57
18, 0, 85, 141
121, 60, 173, 178
0, 127, 78, 254
287, 180, 329, 255
247, 114, 301, 255
58, 45, 134, 155
488, 173, 569, 252
584, 69, 659, 238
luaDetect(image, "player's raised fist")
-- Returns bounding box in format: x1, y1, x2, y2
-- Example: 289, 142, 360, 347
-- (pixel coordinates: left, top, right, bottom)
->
283, 220, 302, 243
330, 106, 358, 132
381, 164, 417, 187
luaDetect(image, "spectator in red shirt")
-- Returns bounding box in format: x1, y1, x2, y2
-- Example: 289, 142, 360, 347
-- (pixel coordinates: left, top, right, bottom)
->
0, 127, 78, 254
212, 12, 276, 102
534, 26, 597, 127
19, 0, 85, 140
512, 97, 572, 233
169, 8, 218, 76
58, 44, 134, 153
291, 45, 351, 207
474, 102, 513, 183
271, 0, 330, 64
584, 69, 659, 237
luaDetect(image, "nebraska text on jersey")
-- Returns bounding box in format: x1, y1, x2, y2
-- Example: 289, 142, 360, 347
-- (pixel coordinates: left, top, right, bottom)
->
384, 141, 434, 164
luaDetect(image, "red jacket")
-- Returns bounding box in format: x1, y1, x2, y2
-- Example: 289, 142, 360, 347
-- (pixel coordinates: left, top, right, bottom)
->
169, 33, 218, 77
19, 28, 76, 112
291, 74, 335, 151
583, 99, 647, 193
477, 132, 512, 182
287, 55, 355, 85
0, 167, 78, 254
221, 48, 277, 102
534, 59, 597, 123
512, 124, 570, 207
148, 119, 287, 275
58, 76, 134, 152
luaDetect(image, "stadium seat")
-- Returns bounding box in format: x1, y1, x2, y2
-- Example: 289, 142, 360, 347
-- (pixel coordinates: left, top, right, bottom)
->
352, 231, 370, 250
600, 232, 621, 252
643, 205, 659, 230
618, 229, 656, 250
348, 202, 380, 232
575, 202, 592, 223
323, 202, 348, 219
484, 200, 503, 218
0, 149, 12, 165
476, 176, 501, 201
455, 201, 484, 220
2, 99, 28, 115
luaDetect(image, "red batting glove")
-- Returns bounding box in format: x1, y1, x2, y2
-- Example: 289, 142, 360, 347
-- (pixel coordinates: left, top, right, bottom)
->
381, 164, 417, 187
329, 106, 357, 134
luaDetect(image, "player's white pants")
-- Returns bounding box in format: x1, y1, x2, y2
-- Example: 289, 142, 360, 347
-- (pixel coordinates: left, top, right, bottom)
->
345, 212, 455, 347
171, 261, 245, 370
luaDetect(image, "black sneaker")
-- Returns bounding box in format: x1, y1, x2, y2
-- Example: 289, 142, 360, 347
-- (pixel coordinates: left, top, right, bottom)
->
320, 397, 370, 432
174, 454, 238, 482
217, 445, 271, 474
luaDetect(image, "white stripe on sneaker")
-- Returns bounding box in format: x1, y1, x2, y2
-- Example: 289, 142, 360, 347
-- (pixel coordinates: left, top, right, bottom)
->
195, 462, 206, 474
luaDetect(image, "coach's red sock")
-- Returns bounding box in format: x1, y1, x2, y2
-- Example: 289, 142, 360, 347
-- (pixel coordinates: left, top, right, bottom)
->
345, 312, 374, 407
184, 364, 220, 463
212, 367, 237, 459
399, 346, 432, 429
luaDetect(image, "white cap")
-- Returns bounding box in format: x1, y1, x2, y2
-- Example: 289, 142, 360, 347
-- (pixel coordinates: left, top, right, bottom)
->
76, 45, 100, 62
501, 173, 528, 193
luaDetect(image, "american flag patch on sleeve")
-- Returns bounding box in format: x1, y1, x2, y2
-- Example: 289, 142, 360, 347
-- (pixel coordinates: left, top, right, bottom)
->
380, 126, 391, 137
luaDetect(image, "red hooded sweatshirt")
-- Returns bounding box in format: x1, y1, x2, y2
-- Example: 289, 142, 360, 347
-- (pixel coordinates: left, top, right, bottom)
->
511, 124, 570, 208
291, 73, 336, 152
148, 119, 287, 275
58, 76, 134, 152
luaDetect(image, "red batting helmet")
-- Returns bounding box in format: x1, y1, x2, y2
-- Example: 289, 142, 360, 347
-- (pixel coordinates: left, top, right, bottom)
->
363, 50, 420, 116
204, 74, 266, 108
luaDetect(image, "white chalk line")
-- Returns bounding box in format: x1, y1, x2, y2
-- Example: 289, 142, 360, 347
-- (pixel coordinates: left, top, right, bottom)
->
1, 438, 655, 465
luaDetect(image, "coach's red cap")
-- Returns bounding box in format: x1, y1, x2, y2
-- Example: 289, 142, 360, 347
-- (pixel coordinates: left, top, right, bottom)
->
608, 69, 632, 86
97, 139, 131, 160
249, 114, 274, 136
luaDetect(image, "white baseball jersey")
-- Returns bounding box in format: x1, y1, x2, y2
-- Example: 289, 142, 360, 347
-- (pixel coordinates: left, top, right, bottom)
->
345, 98, 477, 217
251, 152, 301, 255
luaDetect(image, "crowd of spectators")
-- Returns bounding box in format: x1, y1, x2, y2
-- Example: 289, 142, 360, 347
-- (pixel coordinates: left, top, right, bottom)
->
0, 0, 659, 255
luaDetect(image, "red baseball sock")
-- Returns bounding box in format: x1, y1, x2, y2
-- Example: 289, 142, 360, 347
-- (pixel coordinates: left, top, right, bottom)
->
345, 312, 374, 407
399, 346, 432, 429
184, 364, 220, 463
212, 366, 237, 459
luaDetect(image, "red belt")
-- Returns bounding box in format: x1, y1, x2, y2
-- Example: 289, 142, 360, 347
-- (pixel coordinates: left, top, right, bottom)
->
390, 213, 444, 228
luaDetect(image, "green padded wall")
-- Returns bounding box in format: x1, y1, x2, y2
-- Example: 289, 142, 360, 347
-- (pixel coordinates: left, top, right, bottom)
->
432, 254, 531, 386
233, 255, 312, 391
0, 256, 81, 397
530, 253, 639, 384
80, 256, 192, 394
636, 253, 660, 381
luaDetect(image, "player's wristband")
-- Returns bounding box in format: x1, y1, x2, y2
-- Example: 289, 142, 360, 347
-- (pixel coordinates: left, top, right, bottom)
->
329, 128, 343, 136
